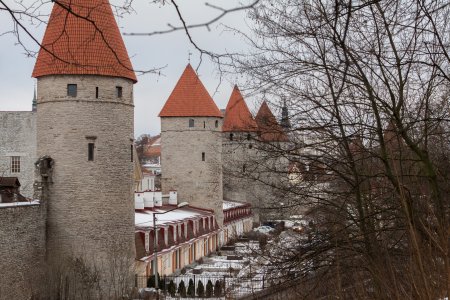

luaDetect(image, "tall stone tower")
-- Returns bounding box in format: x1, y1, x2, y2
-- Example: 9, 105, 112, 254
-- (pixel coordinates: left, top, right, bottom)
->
32, 0, 136, 286
159, 65, 224, 225
222, 86, 259, 215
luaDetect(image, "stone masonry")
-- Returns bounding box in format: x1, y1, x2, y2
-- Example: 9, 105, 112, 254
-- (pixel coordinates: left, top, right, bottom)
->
0, 111, 36, 198
161, 116, 224, 226
0, 203, 46, 300
37, 75, 136, 288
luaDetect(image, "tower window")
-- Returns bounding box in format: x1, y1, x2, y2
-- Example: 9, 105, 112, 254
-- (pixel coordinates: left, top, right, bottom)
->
230, 133, 234, 141
203, 121, 206, 128
243, 164, 246, 173
67, 84, 77, 97
249, 144, 253, 149
202, 152, 205, 161
95, 87, 99, 98
131, 145, 134, 162
88, 143, 95, 161
116, 86, 123, 98
247, 133, 251, 141
189, 119, 195, 128
10, 156, 20, 173
215, 120, 219, 128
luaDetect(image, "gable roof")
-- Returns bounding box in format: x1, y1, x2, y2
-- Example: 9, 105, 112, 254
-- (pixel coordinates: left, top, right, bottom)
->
222, 86, 258, 132
255, 101, 289, 142
159, 65, 222, 117
32, 0, 137, 82
0, 177, 21, 188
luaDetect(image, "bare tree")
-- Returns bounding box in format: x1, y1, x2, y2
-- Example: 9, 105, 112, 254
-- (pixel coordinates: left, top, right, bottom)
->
228, 0, 450, 298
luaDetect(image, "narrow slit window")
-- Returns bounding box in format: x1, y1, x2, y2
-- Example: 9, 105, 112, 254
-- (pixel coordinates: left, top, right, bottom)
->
215, 120, 219, 128
116, 86, 123, 98
247, 133, 251, 141
189, 119, 195, 128
243, 164, 246, 173
230, 133, 234, 141
95, 87, 99, 98
88, 143, 95, 161
203, 121, 206, 128
131, 145, 134, 162
67, 84, 77, 97
202, 152, 205, 161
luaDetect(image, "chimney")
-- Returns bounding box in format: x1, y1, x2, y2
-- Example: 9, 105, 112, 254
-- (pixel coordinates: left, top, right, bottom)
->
134, 193, 144, 210
143, 191, 154, 208
169, 190, 178, 205
154, 191, 162, 207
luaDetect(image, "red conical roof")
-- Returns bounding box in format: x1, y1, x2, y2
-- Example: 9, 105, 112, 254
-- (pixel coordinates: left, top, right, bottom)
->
255, 101, 289, 142
223, 86, 258, 132
32, 0, 137, 82
159, 65, 222, 117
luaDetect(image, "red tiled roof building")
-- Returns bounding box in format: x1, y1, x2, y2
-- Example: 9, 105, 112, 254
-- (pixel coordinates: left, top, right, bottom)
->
255, 101, 289, 142
223, 86, 258, 132
32, 0, 136, 82
159, 65, 222, 117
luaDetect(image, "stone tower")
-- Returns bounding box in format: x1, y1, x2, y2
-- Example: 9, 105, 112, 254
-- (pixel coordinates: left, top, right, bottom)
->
159, 65, 224, 225
222, 86, 259, 218
32, 0, 136, 287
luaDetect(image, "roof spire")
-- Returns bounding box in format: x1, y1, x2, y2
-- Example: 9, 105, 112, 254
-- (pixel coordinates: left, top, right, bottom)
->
32, 0, 136, 82
223, 85, 258, 132
32, 84, 37, 112
159, 65, 222, 117
255, 101, 289, 142
280, 97, 291, 129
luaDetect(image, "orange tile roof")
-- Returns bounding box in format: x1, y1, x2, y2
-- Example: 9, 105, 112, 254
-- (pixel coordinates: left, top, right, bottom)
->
223, 86, 258, 132
159, 65, 222, 117
32, 0, 137, 82
255, 101, 289, 142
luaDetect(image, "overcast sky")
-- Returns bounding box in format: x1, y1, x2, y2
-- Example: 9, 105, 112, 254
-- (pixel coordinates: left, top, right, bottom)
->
0, 0, 261, 137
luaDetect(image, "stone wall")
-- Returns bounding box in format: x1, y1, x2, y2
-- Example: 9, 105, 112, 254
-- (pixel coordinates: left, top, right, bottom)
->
0, 203, 46, 300
0, 111, 36, 198
161, 117, 224, 226
37, 75, 136, 293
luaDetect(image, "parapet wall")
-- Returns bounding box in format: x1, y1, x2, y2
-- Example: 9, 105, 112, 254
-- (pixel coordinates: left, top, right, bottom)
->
0, 202, 46, 300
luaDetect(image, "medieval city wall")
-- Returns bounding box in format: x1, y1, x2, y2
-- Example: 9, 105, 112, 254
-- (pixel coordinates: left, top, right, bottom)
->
0, 111, 36, 198
0, 203, 46, 300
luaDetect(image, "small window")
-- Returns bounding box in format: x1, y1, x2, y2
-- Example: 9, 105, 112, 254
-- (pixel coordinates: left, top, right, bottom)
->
243, 164, 246, 173
249, 144, 253, 149
116, 86, 123, 98
203, 121, 206, 128
230, 133, 234, 141
67, 84, 77, 97
247, 134, 251, 141
10, 156, 20, 173
95, 87, 99, 98
215, 120, 219, 128
88, 143, 95, 161
202, 152, 205, 161
189, 119, 195, 128
131, 145, 134, 162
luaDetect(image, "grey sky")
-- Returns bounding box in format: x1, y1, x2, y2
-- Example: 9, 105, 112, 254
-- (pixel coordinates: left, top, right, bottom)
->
0, 0, 260, 137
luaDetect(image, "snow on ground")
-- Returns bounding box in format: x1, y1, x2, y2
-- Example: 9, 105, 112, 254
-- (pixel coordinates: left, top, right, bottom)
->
0, 200, 40, 208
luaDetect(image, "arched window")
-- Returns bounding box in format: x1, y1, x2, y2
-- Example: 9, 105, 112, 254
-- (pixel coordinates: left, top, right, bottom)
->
189, 119, 195, 127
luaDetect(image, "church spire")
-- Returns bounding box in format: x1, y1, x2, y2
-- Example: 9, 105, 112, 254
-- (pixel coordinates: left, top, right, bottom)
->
280, 98, 291, 130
